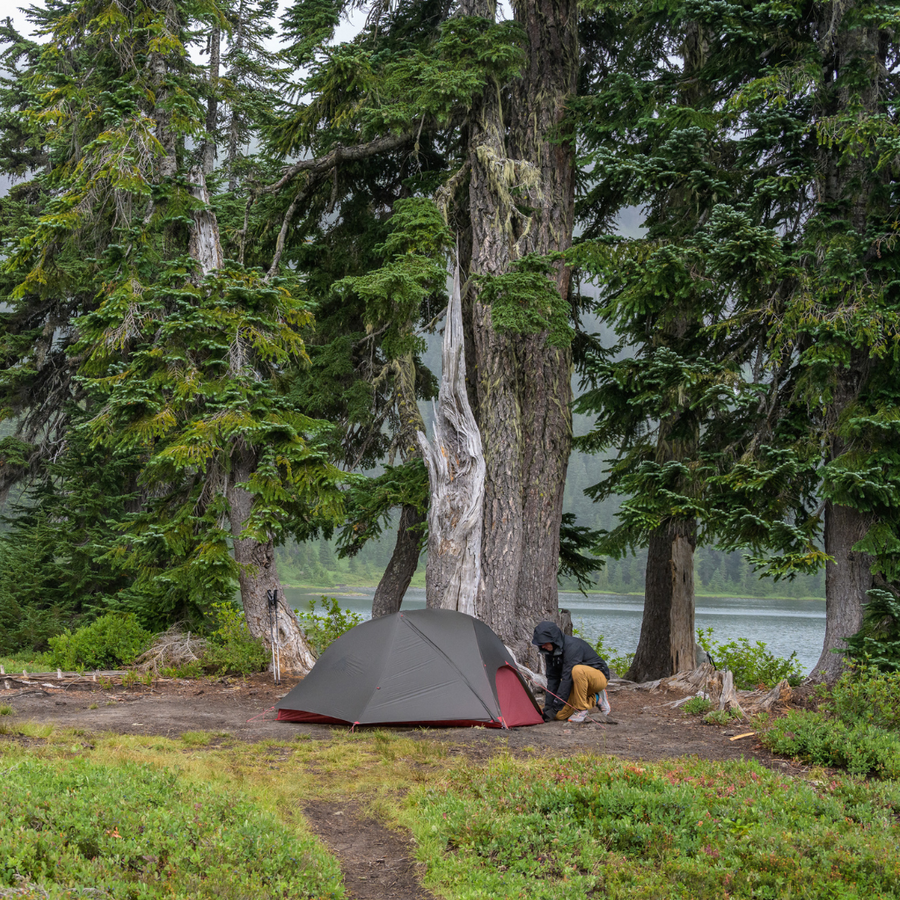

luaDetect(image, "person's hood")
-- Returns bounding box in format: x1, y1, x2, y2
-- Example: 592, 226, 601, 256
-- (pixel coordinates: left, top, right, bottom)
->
531, 620, 564, 653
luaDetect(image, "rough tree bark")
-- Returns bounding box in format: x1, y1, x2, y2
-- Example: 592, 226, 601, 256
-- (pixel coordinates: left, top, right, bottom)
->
813, 501, 874, 680
459, 0, 577, 665
371, 504, 427, 618
418, 264, 485, 615
226, 444, 317, 673
627, 519, 697, 682
808, 3, 885, 680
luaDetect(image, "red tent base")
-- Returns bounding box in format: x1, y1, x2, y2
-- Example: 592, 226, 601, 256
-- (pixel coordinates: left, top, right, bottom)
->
276, 709, 519, 728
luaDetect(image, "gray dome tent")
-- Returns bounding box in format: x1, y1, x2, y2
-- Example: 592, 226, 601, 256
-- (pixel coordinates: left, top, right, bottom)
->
276, 608, 543, 728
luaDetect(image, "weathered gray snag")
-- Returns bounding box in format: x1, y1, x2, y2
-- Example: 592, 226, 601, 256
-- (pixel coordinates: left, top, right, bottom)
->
187, 167, 224, 276
418, 265, 485, 615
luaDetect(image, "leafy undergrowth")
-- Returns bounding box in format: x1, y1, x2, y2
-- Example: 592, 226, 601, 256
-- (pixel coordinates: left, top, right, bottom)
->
759, 666, 900, 777
407, 754, 900, 900
0, 744, 344, 899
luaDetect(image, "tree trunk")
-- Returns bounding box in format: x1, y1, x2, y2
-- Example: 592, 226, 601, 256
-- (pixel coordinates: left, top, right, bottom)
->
418, 264, 485, 615
149, 0, 180, 180
461, 0, 577, 667
371, 504, 426, 618
811, 502, 874, 681
188, 167, 224, 275
227, 444, 317, 673
200, 26, 220, 177
627, 519, 697, 682
810, 4, 885, 681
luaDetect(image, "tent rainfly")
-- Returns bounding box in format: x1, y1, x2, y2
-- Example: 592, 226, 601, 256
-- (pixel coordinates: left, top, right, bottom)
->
276, 608, 543, 728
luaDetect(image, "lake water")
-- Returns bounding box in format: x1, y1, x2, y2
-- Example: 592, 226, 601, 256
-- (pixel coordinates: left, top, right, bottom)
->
284, 586, 827, 676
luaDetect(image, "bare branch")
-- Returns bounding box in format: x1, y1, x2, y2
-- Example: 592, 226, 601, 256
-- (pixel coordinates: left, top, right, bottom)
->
260, 131, 413, 196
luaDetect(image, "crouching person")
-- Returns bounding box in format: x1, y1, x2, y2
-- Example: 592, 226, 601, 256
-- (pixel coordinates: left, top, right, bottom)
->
532, 620, 610, 723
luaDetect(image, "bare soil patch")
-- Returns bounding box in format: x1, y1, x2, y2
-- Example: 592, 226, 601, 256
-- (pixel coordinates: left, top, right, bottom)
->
1, 673, 801, 899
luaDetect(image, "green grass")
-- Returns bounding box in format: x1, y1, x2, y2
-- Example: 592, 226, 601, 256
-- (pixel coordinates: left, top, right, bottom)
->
404, 754, 900, 900
0, 651, 49, 672
0, 737, 344, 899
1, 721, 898, 900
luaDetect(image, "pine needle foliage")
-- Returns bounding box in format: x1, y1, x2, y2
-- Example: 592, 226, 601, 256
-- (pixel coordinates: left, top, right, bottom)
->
0, 0, 346, 631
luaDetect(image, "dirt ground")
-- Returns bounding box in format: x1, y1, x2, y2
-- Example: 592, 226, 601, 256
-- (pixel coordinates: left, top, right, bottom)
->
1, 673, 801, 900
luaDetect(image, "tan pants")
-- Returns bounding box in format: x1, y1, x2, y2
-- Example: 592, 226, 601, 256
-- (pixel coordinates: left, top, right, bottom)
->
554, 665, 609, 720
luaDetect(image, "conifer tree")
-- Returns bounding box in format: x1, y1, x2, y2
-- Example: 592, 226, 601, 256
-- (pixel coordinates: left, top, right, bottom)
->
266, 0, 581, 661
573, 0, 900, 681
0, 0, 345, 671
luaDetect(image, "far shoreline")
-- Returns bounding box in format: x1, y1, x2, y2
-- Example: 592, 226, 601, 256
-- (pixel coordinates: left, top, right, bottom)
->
280, 581, 827, 605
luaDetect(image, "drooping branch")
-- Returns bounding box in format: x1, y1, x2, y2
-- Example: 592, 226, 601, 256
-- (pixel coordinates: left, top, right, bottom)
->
260, 131, 413, 196
265, 174, 326, 279
417, 262, 485, 615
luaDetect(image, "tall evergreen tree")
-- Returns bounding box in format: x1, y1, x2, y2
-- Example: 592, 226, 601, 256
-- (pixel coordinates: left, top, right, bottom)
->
0, 0, 346, 670
573, 0, 900, 681
266, 0, 580, 661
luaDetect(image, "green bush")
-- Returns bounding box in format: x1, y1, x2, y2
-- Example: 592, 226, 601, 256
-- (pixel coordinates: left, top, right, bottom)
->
825, 664, 900, 731
589, 633, 633, 678
681, 695, 713, 716
697, 627, 803, 689
703, 708, 743, 726
761, 710, 900, 777
295, 596, 363, 655
759, 667, 900, 777
845, 587, 900, 671
46, 613, 152, 670
201, 602, 269, 676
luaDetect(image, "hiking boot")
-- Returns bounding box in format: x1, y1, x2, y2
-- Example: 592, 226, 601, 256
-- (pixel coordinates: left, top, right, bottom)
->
568, 708, 590, 724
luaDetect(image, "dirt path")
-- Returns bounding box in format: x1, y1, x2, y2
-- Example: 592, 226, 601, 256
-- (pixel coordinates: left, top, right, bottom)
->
0, 673, 798, 900
304, 800, 436, 900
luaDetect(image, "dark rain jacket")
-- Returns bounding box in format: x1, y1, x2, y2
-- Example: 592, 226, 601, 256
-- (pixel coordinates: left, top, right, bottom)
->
532, 621, 609, 719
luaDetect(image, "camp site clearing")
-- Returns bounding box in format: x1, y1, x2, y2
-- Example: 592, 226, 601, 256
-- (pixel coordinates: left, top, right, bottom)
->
2, 672, 832, 900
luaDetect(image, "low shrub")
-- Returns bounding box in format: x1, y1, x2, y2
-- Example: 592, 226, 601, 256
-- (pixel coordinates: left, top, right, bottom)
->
589, 634, 633, 678
824, 663, 900, 731
0, 755, 343, 898
761, 709, 900, 778
681, 695, 713, 716
201, 602, 269, 676
697, 627, 803, 689
295, 596, 363, 655
703, 708, 743, 726
46, 613, 152, 671
845, 586, 900, 671
759, 665, 900, 777
407, 755, 900, 899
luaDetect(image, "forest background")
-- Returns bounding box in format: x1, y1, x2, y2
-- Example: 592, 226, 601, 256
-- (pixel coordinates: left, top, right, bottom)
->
0, 0, 895, 682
